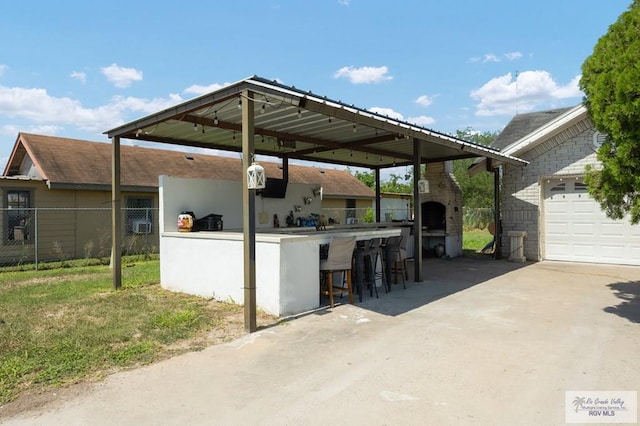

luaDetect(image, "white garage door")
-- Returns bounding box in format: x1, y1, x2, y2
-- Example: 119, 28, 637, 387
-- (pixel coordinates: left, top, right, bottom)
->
544, 179, 640, 265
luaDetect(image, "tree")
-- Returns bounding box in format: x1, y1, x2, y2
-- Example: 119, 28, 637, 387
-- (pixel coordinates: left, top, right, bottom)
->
580, 1, 640, 223
380, 173, 412, 194
451, 128, 498, 208
349, 128, 498, 208
352, 169, 375, 189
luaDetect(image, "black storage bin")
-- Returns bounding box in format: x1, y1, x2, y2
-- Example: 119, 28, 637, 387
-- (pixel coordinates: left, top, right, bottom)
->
194, 214, 223, 231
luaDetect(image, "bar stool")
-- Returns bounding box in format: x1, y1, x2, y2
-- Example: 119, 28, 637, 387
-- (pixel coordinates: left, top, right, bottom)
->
364, 237, 385, 297
320, 236, 357, 308
384, 235, 407, 289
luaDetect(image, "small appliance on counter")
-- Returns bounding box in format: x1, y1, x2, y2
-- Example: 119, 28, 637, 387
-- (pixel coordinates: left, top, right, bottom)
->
177, 211, 195, 232
194, 214, 223, 231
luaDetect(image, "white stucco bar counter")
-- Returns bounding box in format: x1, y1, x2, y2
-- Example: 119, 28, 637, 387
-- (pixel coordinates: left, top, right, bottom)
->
160, 227, 400, 317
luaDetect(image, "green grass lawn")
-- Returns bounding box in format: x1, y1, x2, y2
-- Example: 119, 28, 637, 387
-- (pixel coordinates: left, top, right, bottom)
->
463, 228, 494, 254
0, 260, 259, 406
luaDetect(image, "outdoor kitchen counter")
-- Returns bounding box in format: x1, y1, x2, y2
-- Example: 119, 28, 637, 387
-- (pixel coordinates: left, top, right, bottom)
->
160, 226, 400, 317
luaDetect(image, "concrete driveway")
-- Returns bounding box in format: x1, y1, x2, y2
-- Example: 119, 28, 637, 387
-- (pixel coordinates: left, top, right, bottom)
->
2, 257, 639, 425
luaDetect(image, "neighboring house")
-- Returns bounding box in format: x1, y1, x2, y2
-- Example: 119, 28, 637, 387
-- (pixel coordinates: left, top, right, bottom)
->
380, 192, 412, 222
1, 133, 374, 264
474, 105, 640, 266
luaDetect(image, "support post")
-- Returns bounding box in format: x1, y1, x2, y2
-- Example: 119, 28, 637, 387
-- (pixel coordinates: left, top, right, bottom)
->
242, 90, 257, 332
374, 167, 381, 222
111, 136, 122, 290
413, 139, 423, 282
493, 166, 502, 259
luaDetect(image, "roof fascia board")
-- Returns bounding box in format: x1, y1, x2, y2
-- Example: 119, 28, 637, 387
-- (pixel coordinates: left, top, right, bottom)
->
2, 134, 22, 175
502, 105, 587, 156
47, 182, 157, 192
104, 77, 255, 138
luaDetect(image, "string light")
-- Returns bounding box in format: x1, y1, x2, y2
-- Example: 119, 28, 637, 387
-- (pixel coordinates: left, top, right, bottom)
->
213, 111, 219, 125
261, 104, 266, 114
193, 123, 198, 131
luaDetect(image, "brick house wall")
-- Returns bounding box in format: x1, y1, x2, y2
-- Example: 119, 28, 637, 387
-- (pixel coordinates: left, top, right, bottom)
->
500, 118, 598, 260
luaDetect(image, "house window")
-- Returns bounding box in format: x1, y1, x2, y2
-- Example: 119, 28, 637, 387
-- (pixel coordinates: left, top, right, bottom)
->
6, 190, 32, 242
126, 197, 153, 234
574, 182, 589, 192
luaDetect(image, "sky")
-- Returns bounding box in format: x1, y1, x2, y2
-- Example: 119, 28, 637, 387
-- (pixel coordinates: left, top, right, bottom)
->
0, 0, 632, 174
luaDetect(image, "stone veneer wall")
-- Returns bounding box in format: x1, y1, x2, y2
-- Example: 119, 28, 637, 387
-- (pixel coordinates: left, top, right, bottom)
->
419, 162, 463, 238
500, 118, 599, 261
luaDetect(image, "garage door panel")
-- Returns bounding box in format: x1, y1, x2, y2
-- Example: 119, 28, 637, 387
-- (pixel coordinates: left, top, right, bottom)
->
601, 222, 625, 236
545, 242, 569, 260
600, 244, 626, 257
572, 222, 595, 235
547, 200, 568, 212
573, 200, 596, 213
547, 222, 570, 235
544, 179, 639, 265
572, 243, 598, 256
631, 246, 640, 258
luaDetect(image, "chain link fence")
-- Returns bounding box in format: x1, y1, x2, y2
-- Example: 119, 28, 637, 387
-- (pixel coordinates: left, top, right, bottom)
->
0, 208, 158, 269
463, 207, 495, 230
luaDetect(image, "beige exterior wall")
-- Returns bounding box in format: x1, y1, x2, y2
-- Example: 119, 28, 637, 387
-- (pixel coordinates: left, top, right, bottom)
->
0, 177, 368, 265
0, 179, 159, 265
320, 197, 373, 225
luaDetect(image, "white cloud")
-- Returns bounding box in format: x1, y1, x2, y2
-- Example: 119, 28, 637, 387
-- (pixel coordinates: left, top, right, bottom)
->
469, 51, 523, 63
183, 83, 228, 96
505, 51, 523, 61
1, 124, 63, 136
415, 95, 435, 108
369, 107, 403, 120
70, 71, 86, 84
483, 54, 500, 63
333, 66, 393, 84
338, 0, 350, 5
108, 93, 184, 115
0, 85, 183, 132
101, 63, 143, 88
470, 70, 582, 116
407, 115, 435, 126
0, 65, 7, 77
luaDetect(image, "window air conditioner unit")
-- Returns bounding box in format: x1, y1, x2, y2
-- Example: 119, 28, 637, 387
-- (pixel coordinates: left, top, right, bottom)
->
133, 219, 152, 234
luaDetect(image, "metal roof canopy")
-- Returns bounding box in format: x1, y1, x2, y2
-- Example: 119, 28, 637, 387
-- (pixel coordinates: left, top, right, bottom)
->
105, 75, 527, 332
105, 75, 526, 168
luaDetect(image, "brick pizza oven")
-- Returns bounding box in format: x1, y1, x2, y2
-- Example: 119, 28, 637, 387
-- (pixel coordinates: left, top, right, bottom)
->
418, 162, 463, 258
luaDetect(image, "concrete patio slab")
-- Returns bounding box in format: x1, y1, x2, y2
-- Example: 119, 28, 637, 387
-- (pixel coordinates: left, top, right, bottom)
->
2, 257, 639, 425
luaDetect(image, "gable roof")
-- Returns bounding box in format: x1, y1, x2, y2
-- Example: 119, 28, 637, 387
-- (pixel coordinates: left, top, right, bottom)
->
105, 75, 527, 169
3, 133, 375, 198
470, 105, 589, 174
491, 107, 574, 151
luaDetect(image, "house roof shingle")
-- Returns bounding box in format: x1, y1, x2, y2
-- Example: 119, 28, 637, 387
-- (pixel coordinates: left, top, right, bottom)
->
4, 133, 375, 198
491, 107, 574, 150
